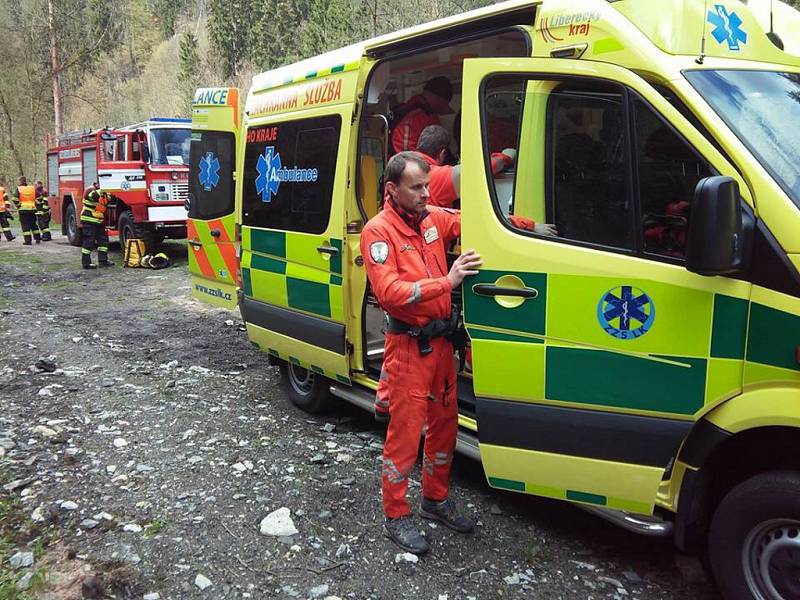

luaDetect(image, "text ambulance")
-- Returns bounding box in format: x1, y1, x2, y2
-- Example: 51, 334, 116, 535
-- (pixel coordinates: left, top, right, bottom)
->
188, 2, 800, 598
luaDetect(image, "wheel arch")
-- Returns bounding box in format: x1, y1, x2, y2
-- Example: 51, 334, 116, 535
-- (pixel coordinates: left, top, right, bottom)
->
673, 389, 800, 551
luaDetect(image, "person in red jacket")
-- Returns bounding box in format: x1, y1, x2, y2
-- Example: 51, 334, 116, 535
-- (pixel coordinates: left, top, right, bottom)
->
415, 125, 559, 236
361, 152, 480, 555
390, 76, 454, 154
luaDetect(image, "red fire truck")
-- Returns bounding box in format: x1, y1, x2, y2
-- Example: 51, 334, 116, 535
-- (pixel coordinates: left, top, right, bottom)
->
46, 117, 191, 253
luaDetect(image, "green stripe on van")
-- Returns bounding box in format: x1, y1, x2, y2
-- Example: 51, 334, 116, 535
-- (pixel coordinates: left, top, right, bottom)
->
250, 254, 286, 275
330, 239, 343, 274
242, 268, 253, 297
287, 277, 331, 318
488, 477, 525, 492
711, 294, 748, 359
747, 303, 800, 371
566, 490, 607, 505
331, 64, 345, 73
464, 271, 547, 335
546, 347, 707, 415
250, 229, 286, 258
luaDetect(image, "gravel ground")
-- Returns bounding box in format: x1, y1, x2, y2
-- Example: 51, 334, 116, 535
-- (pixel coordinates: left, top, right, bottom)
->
0, 232, 721, 600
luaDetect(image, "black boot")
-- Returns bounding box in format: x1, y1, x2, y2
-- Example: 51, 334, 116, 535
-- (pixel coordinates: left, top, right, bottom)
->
420, 498, 475, 533
383, 516, 429, 555
99, 259, 115, 267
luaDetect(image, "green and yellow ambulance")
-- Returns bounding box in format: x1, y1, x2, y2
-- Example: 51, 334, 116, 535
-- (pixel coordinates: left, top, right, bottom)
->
188, 1, 800, 597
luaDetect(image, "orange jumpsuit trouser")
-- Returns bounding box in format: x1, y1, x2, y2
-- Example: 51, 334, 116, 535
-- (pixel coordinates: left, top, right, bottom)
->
381, 333, 457, 519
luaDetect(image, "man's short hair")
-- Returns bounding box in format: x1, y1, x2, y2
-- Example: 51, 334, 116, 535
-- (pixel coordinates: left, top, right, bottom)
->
424, 76, 453, 102
416, 125, 450, 157
384, 151, 430, 185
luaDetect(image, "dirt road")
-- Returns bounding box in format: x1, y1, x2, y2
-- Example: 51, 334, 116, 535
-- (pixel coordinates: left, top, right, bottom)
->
0, 233, 719, 599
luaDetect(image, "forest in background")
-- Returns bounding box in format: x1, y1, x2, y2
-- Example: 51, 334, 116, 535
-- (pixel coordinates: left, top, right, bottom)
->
0, 0, 797, 184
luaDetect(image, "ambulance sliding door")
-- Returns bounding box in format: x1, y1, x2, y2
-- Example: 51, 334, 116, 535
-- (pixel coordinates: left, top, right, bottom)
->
239, 76, 357, 385
460, 58, 751, 515
188, 87, 240, 309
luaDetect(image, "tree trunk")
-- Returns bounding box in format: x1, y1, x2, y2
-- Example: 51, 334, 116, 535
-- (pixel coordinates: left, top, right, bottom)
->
0, 89, 26, 178
48, 0, 62, 140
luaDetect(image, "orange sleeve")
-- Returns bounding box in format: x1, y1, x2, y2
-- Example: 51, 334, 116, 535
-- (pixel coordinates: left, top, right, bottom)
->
361, 223, 452, 312
427, 165, 458, 208
509, 215, 536, 230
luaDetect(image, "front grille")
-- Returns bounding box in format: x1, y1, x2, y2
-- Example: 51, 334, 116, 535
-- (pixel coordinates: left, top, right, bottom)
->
171, 183, 188, 202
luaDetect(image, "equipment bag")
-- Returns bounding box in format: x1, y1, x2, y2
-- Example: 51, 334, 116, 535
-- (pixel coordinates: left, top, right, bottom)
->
123, 238, 147, 267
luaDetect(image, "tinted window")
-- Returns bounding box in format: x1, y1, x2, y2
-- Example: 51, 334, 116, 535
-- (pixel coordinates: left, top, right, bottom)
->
189, 131, 235, 220
635, 98, 713, 259
548, 82, 633, 249
243, 115, 341, 234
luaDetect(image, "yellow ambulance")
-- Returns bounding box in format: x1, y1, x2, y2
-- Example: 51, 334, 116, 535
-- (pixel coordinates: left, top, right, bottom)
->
188, 1, 800, 597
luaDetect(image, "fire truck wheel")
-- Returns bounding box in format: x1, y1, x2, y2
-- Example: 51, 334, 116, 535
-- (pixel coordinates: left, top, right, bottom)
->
708, 470, 800, 600
118, 210, 155, 254
281, 361, 332, 414
65, 203, 82, 246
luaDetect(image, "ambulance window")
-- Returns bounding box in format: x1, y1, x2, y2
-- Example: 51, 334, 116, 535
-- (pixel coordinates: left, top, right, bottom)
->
547, 82, 634, 249
634, 98, 713, 260
188, 131, 235, 220
242, 115, 341, 234
481, 76, 635, 250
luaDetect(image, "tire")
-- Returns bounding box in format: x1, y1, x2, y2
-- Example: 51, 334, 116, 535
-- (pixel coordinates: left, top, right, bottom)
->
281, 361, 331, 413
709, 470, 800, 600
118, 210, 155, 255
65, 203, 82, 246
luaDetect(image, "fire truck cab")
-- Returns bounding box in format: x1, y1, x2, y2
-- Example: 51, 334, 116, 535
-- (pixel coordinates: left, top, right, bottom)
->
46, 117, 191, 253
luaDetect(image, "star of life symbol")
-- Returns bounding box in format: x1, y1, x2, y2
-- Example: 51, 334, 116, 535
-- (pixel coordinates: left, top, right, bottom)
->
255, 146, 282, 203
597, 286, 655, 340
708, 5, 747, 51
198, 152, 221, 192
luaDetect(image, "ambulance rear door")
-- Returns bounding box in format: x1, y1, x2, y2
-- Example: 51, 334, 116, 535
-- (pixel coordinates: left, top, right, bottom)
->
188, 87, 240, 309
238, 68, 361, 386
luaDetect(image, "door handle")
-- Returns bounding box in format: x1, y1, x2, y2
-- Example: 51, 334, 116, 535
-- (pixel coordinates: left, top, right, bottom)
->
473, 284, 538, 299
317, 245, 339, 256
188, 239, 202, 247
99, 173, 112, 177
210, 229, 221, 238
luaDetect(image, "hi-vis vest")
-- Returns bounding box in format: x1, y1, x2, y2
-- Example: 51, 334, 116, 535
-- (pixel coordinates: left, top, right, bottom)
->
17, 186, 36, 211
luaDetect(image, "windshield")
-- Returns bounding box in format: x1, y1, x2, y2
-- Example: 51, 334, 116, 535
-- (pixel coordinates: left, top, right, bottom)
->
684, 70, 800, 210
150, 128, 191, 166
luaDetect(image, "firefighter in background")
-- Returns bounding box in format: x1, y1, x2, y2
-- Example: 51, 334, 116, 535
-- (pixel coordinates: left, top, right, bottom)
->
13, 176, 40, 245
0, 185, 15, 241
79, 184, 114, 269
34, 182, 52, 242
361, 152, 480, 555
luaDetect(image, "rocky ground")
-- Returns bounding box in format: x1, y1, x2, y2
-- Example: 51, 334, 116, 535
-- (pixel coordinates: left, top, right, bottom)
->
0, 232, 720, 600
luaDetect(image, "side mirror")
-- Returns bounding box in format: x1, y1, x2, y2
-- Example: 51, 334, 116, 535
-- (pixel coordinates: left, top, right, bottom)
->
686, 176, 745, 276
185, 193, 193, 214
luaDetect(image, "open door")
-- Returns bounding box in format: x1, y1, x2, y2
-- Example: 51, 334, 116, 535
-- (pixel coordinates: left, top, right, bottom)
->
188, 87, 240, 309
460, 58, 752, 515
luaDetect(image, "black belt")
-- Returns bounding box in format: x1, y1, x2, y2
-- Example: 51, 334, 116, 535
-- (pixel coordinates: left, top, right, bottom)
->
385, 305, 466, 357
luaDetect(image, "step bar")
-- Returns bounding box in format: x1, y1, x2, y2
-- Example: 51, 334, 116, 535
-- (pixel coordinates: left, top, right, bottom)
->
329, 383, 671, 538
329, 384, 481, 462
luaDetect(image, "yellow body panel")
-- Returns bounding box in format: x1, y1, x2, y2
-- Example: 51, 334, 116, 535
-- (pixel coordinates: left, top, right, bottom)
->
705, 387, 800, 433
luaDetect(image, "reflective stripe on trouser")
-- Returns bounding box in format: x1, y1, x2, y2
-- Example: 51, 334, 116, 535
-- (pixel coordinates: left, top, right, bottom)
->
81, 222, 109, 265
0, 214, 12, 240
36, 214, 51, 240
19, 212, 39, 243
381, 334, 457, 519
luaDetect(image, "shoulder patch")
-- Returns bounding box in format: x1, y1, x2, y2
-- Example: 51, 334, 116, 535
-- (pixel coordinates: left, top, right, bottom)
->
369, 241, 389, 264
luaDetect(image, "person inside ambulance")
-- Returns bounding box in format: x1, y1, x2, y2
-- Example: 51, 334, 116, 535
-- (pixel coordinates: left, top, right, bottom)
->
390, 76, 454, 154
361, 151, 479, 555
415, 125, 559, 236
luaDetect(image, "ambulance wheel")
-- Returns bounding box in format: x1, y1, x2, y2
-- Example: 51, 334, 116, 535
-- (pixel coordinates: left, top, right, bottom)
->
708, 470, 800, 600
281, 361, 331, 414
119, 210, 154, 254
65, 203, 81, 246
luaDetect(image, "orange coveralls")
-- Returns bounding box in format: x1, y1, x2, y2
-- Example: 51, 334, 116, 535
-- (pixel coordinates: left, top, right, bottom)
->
419, 151, 515, 209
361, 199, 460, 518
